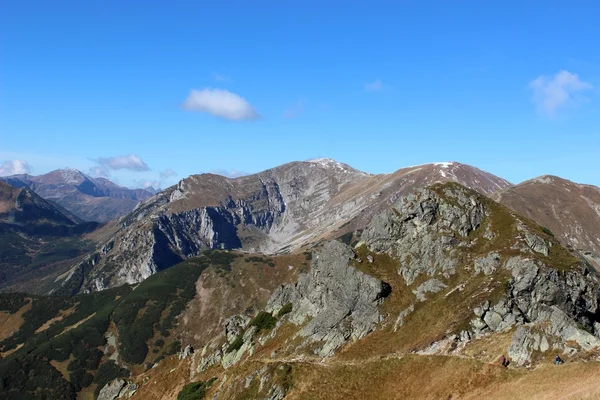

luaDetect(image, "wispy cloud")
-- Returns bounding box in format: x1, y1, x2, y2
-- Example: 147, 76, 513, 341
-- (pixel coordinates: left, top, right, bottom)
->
97, 154, 150, 171
284, 101, 303, 119
529, 70, 593, 117
0, 160, 32, 176
365, 79, 384, 92
88, 165, 111, 178
209, 169, 249, 178
182, 88, 260, 121
159, 169, 177, 181
213, 72, 232, 83
135, 179, 160, 190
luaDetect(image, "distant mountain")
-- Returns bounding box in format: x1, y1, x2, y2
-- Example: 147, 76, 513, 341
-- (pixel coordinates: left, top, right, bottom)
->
0, 181, 98, 293
0, 169, 154, 222
496, 175, 600, 267
59, 159, 512, 292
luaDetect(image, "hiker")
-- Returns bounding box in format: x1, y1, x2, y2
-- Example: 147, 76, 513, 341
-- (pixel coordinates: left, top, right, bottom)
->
500, 355, 509, 368
555, 355, 563, 365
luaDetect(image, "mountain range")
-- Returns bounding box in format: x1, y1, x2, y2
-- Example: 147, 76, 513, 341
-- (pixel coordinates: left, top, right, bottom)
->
0, 169, 155, 223
3, 176, 600, 399
2, 159, 600, 297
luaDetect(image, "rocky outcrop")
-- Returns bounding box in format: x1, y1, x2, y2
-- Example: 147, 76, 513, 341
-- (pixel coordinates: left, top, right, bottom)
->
195, 240, 391, 373
97, 379, 137, 400
267, 240, 391, 356
362, 185, 484, 284
359, 183, 600, 366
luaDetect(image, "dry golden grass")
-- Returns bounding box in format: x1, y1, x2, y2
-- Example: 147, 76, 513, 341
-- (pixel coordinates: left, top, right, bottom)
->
130, 356, 194, 400
50, 357, 72, 381
287, 355, 514, 400
464, 361, 600, 400
0, 300, 31, 341
35, 304, 76, 334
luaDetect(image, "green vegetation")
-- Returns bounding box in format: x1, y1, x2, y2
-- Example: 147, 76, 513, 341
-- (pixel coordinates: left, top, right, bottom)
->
277, 303, 293, 318
177, 378, 216, 400
227, 333, 245, 353
540, 226, 555, 237
227, 311, 279, 354
0, 253, 218, 399
112, 257, 208, 364
0, 355, 76, 399
0, 293, 29, 313
249, 311, 277, 332
244, 256, 267, 263
0, 234, 94, 291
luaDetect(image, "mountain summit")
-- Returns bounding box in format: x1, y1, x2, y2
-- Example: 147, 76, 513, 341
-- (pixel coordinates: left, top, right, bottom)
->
0, 169, 155, 222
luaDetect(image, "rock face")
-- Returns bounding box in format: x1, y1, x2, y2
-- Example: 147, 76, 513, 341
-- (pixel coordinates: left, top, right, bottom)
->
59, 160, 512, 293
97, 379, 138, 400
362, 185, 484, 285
267, 240, 391, 356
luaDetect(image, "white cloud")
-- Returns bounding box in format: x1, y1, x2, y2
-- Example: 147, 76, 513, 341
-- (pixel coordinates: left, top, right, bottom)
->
0, 160, 32, 176
88, 165, 111, 178
182, 88, 260, 121
159, 169, 177, 181
97, 154, 150, 171
284, 101, 303, 119
137, 180, 160, 189
365, 79, 383, 92
529, 70, 593, 117
209, 169, 249, 178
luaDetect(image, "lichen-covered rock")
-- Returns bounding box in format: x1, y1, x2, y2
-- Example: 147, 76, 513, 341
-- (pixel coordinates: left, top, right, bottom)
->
178, 344, 194, 360
474, 252, 500, 275
97, 379, 127, 400
523, 231, 550, 256
224, 315, 250, 343
267, 240, 391, 356
361, 187, 484, 284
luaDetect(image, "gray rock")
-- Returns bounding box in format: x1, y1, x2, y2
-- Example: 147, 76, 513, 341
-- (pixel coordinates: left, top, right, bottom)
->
119, 383, 138, 399
413, 279, 447, 301
540, 335, 550, 352
266, 241, 391, 357
470, 317, 487, 332
508, 326, 535, 366
394, 304, 414, 332
483, 311, 503, 331
524, 232, 549, 256
97, 379, 126, 400
362, 187, 484, 285
178, 344, 194, 360
224, 315, 250, 343
474, 252, 500, 275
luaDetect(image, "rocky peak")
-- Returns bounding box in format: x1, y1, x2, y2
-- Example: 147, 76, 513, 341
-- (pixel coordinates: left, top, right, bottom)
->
360, 182, 600, 365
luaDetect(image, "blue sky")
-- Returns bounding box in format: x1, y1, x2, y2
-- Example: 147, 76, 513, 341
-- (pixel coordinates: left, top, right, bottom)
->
1, 1, 599, 188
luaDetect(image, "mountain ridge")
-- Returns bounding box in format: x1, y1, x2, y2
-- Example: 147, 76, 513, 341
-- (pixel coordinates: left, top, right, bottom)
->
0, 169, 155, 222
59, 160, 513, 293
